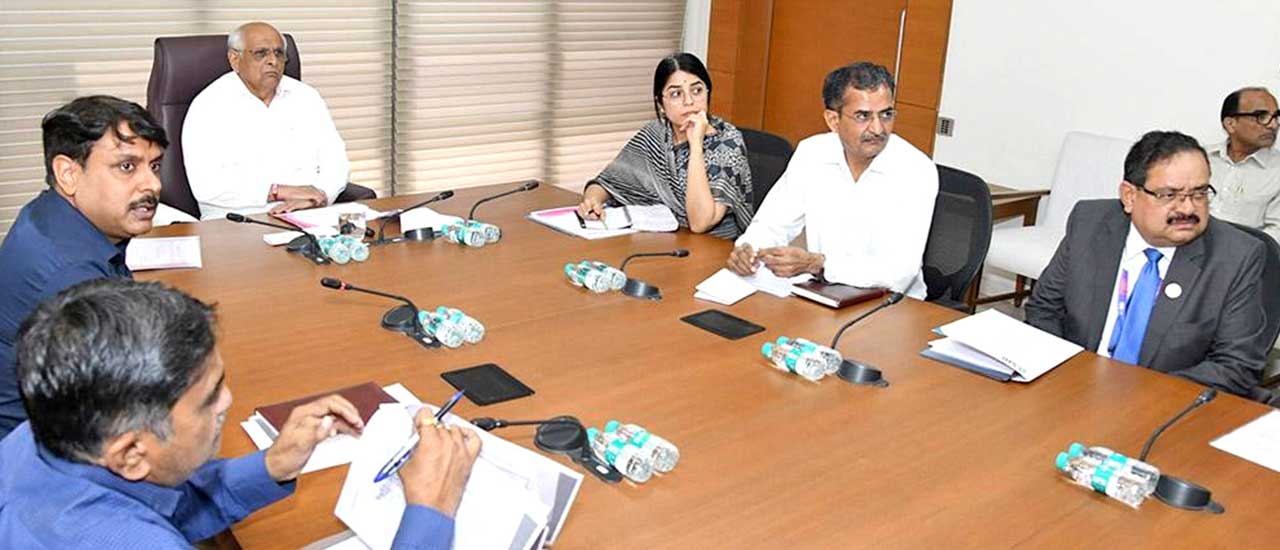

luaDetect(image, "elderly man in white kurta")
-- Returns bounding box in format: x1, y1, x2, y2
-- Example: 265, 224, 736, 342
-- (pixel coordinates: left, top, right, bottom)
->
183, 22, 349, 220
727, 62, 937, 299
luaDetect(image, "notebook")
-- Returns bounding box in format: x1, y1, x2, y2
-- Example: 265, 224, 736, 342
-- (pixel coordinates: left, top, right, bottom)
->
791, 280, 887, 308
255, 381, 398, 437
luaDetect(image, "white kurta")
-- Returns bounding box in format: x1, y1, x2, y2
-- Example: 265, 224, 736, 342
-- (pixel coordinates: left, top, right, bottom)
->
736, 132, 938, 299
183, 72, 349, 220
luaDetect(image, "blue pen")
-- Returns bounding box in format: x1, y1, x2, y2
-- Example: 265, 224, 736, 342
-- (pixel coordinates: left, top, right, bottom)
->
373, 390, 466, 483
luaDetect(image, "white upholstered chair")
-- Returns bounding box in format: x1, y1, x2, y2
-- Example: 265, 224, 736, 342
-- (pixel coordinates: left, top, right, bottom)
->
983, 131, 1134, 302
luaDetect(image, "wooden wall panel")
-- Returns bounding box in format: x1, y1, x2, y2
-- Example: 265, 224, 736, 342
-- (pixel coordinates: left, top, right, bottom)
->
762, 0, 906, 146
894, 102, 938, 155
897, 0, 952, 109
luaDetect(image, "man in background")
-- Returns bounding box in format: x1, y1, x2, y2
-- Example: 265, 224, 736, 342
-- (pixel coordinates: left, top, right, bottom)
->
183, 21, 350, 220
1207, 86, 1280, 243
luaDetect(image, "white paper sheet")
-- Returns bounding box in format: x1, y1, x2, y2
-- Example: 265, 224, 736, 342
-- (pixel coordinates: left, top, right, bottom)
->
694, 268, 759, 305
125, 236, 202, 271
1210, 410, 1280, 473
526, 206, 639, 240
238, 383, 421, 474
275, 203, 386, 229
261, 226, 340, 246
399, 206, 463, 233
335, 404, 562, 550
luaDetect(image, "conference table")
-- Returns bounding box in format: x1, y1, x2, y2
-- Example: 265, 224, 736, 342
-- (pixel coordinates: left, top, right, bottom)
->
139, 183, 1279, 549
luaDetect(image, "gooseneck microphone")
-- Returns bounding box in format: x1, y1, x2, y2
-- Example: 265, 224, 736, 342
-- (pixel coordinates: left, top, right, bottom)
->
1137, 388, 1223, 513
319, 277, 436, 348
828, 291, 904, 387
374, 190, 455, 245
619, 248, 691, 271
618, 249, 690, 301
1139, 388, 1217, 462
467, 180, 540, 220
226, 212, 328, 264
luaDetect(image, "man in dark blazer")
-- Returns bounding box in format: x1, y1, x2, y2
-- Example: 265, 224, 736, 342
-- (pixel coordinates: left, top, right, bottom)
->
1026, 130, 1269, 398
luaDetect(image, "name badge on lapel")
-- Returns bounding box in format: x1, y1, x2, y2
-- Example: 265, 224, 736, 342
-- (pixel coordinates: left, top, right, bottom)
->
1164, 282, 1183, 299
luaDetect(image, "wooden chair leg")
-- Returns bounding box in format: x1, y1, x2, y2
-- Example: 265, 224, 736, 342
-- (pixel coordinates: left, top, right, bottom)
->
964, 264, 984, 314
1013, 275, 1027, 307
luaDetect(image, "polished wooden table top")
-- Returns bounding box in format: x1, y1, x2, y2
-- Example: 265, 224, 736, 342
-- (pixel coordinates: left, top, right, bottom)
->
141, 184, 1278, 549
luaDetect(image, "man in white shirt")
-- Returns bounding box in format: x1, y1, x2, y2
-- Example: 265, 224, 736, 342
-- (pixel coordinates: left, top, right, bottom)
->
183, 22, 349, 220
1207, 87, 1280, 244
726, 62, 937, 299
1025, 131, 1269, 398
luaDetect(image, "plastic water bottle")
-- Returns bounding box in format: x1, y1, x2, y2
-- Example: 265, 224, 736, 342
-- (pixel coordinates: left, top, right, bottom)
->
790, 337, 843, 374
318, 236, 351, 264
418, 310, 464, 348
467, 220, 501, 244
590, 261, 627, 291
338, 235, 370, 262
781, 344, 828, 382
605, 421, 679, 473
1055, 442, 1160, 508
439, 307, 484, 344
761, 341, 795, 373
587, 427, 653, 483
565, 263, 610, 293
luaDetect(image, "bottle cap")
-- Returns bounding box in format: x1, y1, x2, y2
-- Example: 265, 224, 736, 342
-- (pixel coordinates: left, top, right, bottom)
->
1056, 452, 1070, 471
604, 420, 620, 432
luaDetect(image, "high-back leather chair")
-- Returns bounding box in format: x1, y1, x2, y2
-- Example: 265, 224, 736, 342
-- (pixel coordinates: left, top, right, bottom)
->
738, 128, 794, 212
145, 34, 302, 219
923, 165, 993, 312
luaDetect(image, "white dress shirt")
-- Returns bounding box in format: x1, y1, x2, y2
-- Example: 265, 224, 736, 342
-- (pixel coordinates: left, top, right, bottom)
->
1207, 141, 1280, 244
183, 72, 350, 220
735, 132, 938, 299
1095, 224, 1176, 358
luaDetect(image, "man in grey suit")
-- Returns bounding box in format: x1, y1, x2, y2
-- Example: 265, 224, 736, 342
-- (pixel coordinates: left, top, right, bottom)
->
1026, 130, 1269, 398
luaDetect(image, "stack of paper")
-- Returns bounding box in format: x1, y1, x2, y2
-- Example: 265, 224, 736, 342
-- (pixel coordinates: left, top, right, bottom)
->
239, 383, 422, 474
922, 309, 1083, 383
694, 268, 810, 305
276, 203, 387, 230
125, 236, 203, 271
526, 206, 639, 240
334, 403, 581, 550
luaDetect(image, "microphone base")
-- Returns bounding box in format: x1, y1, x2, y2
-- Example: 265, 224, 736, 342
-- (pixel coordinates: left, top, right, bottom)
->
534, 416, 623, 484
622, 278, 662, 301
836, 359, 889, 387
1154, 474, 1223, 513
286, 235, 329, 264
381, 305, 417, 332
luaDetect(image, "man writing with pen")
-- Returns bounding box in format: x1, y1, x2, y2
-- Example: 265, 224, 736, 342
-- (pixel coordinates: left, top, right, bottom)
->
0, 279, 481, 549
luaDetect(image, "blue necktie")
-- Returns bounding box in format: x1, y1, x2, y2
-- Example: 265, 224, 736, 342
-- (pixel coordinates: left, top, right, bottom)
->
1109, 248, 1163, 364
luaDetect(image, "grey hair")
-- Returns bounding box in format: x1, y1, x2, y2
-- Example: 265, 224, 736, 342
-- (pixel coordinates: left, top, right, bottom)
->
226, 22, 288, 54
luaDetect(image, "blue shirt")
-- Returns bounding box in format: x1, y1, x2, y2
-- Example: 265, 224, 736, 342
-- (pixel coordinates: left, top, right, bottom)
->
0, 190, 132, 439
0, 423, 456, 548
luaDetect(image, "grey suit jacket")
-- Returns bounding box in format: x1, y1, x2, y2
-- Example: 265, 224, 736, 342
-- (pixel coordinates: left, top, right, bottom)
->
1025, 199, 1268, 397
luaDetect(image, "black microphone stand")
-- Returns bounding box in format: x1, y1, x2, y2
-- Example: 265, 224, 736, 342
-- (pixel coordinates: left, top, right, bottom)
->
226, 213, 328, 264
1141, 389, 1223, 513
827, 292, 904, 387
319, 278, 438, 349
618, 249, 690, 301
467, 180, 540, 221
372, 190, 455, 246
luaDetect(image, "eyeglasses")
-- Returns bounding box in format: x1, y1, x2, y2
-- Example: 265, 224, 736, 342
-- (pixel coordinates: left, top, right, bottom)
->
1134, 184, 1217, 205
838, 108, 896, 124
239, 48, 287, 62
662, 84, 707, 103
1227, 110, 1280, 126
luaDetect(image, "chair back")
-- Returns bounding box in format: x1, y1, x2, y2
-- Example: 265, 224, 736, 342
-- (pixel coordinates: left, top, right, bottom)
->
738, 127, 794, 212
1228, 222, 1280, 403
1040, 131, 1132, 231
145, 34, 302, 218
923, 165, 993, 309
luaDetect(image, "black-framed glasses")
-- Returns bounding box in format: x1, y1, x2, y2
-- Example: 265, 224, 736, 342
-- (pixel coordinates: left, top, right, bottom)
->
1134, 184, 1217, 205
837, 107, 896, 124
1227, 110, 1280, 126
243, 47, 287, 62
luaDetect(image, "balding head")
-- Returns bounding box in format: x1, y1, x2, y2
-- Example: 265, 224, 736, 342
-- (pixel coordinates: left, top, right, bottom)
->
226, 22, 288, 104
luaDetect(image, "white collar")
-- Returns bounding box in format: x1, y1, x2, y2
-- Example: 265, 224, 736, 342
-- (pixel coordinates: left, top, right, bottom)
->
1121, 223, 1176, 264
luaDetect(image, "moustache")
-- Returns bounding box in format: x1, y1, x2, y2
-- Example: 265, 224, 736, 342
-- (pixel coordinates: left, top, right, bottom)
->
1167, 213, 1200, 225
129, 195, 158, 210
861, 133, 886, 144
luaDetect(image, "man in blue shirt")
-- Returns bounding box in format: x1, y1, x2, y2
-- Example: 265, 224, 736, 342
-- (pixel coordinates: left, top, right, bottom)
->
0, 279, 480, 548
0, 95, 169, 438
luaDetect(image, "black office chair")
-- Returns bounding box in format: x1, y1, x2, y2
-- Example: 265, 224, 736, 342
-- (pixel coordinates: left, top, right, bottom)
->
145, 34, 375, 219
738, 128, 793, 212
922, 165, 993, 312
1229, 222, 1280, 406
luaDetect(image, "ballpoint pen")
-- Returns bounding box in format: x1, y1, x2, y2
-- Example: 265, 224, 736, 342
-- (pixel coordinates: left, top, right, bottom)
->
372, 390, 466, 483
